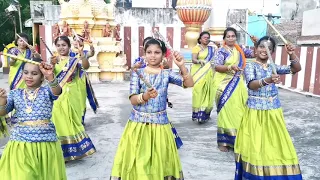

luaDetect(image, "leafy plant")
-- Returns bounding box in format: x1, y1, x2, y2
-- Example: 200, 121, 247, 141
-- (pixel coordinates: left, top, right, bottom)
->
0, 0, 32, 51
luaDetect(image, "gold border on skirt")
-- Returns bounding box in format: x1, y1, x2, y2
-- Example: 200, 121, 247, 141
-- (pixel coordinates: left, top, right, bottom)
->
217, 127, 237, 147
235, 154, 301, 176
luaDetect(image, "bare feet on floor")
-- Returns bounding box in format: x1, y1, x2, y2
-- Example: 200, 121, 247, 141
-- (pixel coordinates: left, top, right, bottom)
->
218, 146, 229, 152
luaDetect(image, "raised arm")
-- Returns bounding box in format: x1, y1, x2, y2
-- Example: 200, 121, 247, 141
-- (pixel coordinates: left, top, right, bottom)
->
8, 48, 18, 66
171, 51, 194, 88
245, 62, 281, 91
28, 45, 41, 59
39, 61, 62, 96
286, 44, 301, 74
87, 43, 95, 58
0, 89, 14, 116
78, 43, 90, 69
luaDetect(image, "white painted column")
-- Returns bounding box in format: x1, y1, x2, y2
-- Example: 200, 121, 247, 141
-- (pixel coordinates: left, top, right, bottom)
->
208, 1, 229, 41
203, 10, 212, 30
45, 25, 53, 62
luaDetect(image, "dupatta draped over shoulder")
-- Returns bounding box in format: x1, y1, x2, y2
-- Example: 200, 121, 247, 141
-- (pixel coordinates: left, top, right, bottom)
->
212, 45, 251, 148
7, 47, 32, 90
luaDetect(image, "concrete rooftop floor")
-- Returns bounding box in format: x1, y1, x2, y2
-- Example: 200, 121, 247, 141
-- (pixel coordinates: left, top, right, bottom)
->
0, 77, 319, 180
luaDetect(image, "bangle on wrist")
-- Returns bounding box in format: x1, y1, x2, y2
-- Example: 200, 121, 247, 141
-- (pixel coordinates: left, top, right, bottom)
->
48, 77, 59, 88
137, 93, 146, 104
227, 65, 232, 71
141, 93, 148, 102
262, 78, 270, 86
0, 104, 7, 111
258, 79, 264, 87
289, 59, 298, 64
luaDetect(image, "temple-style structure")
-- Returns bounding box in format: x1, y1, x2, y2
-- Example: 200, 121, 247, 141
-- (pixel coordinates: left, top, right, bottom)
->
57, 0, 127, 82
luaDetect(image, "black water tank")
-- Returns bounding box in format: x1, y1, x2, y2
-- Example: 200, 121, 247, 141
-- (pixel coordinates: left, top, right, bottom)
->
172, 0, 177, 10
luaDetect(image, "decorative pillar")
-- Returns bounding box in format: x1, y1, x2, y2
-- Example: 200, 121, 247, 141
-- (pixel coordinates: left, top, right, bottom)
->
208, 1, 228, 41
176, 0, 212, 49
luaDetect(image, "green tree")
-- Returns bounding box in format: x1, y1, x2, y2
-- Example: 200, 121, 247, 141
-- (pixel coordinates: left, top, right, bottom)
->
0, 0, 31, 51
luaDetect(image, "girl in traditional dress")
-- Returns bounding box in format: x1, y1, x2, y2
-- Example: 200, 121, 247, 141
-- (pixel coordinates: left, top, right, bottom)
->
213, 27, 256, 152
70, 34, 99, 125
5, 33, 41, 90
133, 37, 183, 149
191, 31, 215, 123
234, 36, 302, 179
3, 33, 41, 131
134, 37, 173, 108
0, 58, 66, 180
110, 38, 193, 180
51, 36, 96, 161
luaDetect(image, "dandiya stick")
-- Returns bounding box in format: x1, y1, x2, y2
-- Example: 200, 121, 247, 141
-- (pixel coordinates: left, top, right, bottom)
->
72, 29, 87, 49
262, 16, 288, 44
154, 29, 215, 80
3, 43, 23, 55
78, 36, 85, 40
236, 23, 252, 37
262, 16, 300, 60
153, 28, 174, 54
16, 33, 31, 46
17, 33, 43, 58
0, 52, 40, 65
131, 67, 152, 88
72, 29, 81, 42
2, 44, 8, 50
263, 41, 277, 75
40, 37, 54, 56
152, 28, 176, 68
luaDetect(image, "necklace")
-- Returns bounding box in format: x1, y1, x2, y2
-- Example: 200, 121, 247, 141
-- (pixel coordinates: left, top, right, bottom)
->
59, 56, 70, 71
224, 45, 234, 53
144, 66, 161, 74
25, 88, 39, 101
23, 88, 40, 114
144, 67, 162, 88
254, 60, 269, 70
199, 44, 207, 51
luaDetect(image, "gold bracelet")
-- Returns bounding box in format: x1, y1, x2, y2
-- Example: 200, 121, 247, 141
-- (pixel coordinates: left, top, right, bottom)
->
259, 79, 264, 87
137, 93, 145, 104
137, 93, 142, 104
141, 93, 146, 104
47, 77, 58, 87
